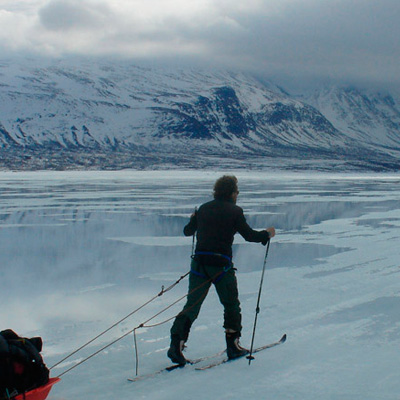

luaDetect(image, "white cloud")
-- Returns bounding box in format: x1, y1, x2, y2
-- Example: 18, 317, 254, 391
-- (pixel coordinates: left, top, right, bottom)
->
0, 8, 37, 51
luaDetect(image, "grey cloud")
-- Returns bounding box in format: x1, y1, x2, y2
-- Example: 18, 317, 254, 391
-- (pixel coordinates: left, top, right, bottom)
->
2, 0, 400, 88
38, 0, 113, 31
209, 0, 400, 86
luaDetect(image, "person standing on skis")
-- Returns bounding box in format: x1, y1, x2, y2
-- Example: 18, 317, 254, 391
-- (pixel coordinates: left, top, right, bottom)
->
168, 175, 275, 365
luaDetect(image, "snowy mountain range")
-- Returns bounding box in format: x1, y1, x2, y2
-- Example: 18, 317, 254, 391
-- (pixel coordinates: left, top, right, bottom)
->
0, 57, 399, 170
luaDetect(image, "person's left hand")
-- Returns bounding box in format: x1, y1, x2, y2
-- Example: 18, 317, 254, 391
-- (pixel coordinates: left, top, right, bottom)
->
266, 227, 276, 238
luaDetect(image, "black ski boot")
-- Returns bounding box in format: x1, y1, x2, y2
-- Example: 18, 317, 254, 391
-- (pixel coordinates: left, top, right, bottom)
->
226, 331, 249, 360
167, 335, 187, 365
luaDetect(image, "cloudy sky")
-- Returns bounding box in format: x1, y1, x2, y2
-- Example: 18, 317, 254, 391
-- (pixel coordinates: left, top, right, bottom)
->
0, 0, 399, 88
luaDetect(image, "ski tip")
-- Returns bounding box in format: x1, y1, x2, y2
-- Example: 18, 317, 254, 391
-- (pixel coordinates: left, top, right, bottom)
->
280, 334, 287, 343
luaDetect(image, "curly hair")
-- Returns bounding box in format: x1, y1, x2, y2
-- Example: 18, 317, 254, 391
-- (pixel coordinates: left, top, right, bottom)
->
213, 175, 238, 201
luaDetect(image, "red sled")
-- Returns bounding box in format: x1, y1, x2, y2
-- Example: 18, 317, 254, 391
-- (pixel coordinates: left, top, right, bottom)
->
13, 378, 60, 400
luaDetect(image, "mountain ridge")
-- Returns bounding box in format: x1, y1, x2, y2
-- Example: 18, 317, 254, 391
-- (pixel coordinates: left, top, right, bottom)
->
0, 58, 399, 171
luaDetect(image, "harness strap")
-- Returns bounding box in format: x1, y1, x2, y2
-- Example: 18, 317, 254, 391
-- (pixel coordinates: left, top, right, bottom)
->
195, 251, 232, 263
191, 251, 233, 283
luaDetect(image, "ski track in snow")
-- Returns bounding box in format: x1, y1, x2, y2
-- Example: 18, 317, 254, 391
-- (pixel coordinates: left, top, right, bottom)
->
0, 170, 399, 400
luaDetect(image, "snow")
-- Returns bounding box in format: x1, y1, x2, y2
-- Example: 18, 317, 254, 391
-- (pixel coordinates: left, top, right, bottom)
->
302, 86, 400, 150
1, 170, 400, 400
1, 59, 279, 149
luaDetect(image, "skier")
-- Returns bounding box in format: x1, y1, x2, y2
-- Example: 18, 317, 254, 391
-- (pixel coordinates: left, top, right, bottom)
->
168, 175, 275, 365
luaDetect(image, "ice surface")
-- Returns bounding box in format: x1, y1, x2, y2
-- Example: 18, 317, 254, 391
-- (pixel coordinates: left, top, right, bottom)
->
1, 170, 399, 400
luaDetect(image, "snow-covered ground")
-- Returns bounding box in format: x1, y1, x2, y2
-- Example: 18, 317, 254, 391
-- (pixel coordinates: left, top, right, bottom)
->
1, 170, 399, 400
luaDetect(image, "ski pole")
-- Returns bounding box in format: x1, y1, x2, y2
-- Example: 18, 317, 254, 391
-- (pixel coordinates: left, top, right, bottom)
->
247, 239, 271, 365
191, 207, 197, 256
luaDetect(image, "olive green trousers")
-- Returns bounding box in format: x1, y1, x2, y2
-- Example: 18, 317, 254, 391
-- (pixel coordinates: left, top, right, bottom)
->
170, 258, 242, 341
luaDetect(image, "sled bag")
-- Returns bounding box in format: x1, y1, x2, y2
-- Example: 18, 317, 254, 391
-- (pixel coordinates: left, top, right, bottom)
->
0, 329, 49, 399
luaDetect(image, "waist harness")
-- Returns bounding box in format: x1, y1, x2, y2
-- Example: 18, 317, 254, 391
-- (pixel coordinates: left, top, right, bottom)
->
191, 251, 233, 283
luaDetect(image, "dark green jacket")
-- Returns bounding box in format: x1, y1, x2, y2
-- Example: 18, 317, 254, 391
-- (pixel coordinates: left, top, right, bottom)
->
184, 199, 269, 259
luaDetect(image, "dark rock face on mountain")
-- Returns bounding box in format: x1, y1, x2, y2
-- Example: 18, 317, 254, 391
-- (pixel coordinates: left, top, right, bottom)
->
0, 58, 399, 170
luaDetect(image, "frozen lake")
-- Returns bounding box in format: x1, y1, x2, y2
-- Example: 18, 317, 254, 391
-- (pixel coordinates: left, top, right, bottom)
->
1, 170, 399, 400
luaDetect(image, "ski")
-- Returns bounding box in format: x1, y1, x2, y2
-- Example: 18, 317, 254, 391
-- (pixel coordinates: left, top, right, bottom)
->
195, 334, 287, 371
128, 349, 226, 382
128, 334, 286, 380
